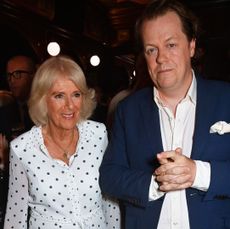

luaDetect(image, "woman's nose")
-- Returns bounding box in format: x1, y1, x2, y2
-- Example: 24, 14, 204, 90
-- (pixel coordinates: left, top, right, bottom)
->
65, 97, 74, 108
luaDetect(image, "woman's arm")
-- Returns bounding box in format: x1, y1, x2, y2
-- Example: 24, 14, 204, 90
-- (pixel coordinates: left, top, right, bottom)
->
4, 148, 29, 229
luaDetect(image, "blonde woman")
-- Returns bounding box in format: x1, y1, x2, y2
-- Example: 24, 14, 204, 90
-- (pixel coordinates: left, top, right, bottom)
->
4, 55, 120, 229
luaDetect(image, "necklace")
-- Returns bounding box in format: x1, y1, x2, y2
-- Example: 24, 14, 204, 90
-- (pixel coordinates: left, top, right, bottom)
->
49, 130, 75, 160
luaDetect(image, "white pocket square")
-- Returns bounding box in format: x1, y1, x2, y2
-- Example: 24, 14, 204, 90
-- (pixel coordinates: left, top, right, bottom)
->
210, 121, 230, 135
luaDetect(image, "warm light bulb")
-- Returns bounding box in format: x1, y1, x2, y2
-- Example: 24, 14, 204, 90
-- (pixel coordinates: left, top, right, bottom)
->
90, 55, 100, 66
47, 42, 60, 56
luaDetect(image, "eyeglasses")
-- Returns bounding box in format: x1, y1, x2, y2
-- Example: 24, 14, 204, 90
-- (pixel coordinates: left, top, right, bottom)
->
7, 70, 32, 81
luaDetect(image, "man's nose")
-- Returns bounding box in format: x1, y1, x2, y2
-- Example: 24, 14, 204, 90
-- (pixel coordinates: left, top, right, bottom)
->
156, 48, 168, 63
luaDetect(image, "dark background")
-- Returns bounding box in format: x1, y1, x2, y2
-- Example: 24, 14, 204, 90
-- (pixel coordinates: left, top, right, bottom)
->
0, 0, 230, 97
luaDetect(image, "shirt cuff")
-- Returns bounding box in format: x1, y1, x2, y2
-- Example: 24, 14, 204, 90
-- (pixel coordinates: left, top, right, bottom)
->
148, 175, 165, 201
192, 160, 211, 191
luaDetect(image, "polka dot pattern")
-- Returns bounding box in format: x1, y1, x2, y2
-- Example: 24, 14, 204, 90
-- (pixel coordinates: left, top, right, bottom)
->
4, 120, 120, 229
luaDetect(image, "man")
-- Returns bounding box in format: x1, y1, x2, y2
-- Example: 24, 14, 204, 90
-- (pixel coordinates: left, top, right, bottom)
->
0, 55, 36, 226
6, 55, 36, 137
99, 0, 230, 229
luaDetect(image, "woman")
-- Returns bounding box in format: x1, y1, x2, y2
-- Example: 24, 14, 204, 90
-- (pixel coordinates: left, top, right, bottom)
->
4, 55, 120, 229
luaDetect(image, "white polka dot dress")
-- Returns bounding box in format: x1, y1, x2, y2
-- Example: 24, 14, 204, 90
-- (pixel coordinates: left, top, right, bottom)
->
4, 120, 120, 229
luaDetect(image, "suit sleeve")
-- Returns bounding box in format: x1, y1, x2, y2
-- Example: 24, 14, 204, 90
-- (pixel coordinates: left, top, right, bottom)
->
205, 160, 230, 200
99, 104, 153, 208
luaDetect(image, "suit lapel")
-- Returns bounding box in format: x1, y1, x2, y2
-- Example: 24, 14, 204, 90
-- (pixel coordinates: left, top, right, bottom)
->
137, 83, 216, 160
191, 78, 217, 159
140, 89, 163, 155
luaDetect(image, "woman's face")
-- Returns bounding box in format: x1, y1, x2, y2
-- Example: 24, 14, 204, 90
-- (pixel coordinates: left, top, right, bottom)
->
46, 77, 83, 131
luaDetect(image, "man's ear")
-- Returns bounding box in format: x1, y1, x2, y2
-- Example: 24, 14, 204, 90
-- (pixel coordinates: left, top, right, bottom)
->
190, 38, 196, 58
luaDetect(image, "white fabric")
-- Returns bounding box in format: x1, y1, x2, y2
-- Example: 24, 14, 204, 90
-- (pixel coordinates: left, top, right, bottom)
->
4, 120, 120, 229
210, 121, 230, 135
193, 160, 210, 191
148, 75, 210, 229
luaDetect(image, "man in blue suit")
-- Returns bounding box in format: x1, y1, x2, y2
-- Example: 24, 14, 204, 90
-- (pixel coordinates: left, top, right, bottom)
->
99, 0, 230, 228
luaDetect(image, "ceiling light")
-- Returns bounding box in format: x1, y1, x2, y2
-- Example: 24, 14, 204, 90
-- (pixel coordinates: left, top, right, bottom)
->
47, 42, 60, 56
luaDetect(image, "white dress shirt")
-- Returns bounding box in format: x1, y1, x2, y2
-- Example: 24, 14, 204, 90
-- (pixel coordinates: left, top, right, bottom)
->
149, 74, 211, 229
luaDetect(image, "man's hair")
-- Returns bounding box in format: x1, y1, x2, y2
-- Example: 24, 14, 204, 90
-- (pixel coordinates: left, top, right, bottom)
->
7, 55, 36, 74
135, 0, 200, 53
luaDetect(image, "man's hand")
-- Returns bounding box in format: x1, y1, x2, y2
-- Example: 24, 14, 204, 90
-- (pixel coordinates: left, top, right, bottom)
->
155, 148, 196, 192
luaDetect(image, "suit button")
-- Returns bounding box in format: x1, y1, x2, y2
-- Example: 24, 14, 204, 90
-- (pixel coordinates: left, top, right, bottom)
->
189, 192, 197, 197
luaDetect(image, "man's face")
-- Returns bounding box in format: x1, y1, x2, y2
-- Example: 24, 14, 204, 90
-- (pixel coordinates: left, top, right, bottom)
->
142, 11, 196, 94
7, 57, 33, 102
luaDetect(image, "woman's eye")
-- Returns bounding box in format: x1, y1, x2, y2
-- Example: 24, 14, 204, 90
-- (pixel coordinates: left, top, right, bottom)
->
54, 94, 63, 99
74, 92, 81, 97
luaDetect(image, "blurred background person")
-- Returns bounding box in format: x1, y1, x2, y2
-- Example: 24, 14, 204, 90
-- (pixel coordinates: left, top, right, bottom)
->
0, 90, 18, 141
0, 90, 18, 227
6, 55, 36, 138
0, 133, 8, 228
106, 53, 152, 132
0, 55, 36, 226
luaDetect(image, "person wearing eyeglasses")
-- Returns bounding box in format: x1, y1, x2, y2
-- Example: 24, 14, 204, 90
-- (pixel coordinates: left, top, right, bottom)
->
0, 55, 36, 227
6, 55, 36, 138
7, 56, 35, 102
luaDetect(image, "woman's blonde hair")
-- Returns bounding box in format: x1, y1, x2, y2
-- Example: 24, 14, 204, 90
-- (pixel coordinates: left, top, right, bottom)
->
28, 55, 96, 126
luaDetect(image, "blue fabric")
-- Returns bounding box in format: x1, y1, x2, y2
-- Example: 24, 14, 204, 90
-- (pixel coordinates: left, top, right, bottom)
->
100, 77, 230, 229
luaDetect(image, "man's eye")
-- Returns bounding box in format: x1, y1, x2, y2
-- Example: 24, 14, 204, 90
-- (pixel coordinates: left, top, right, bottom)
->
145, 47, 157, 56
168, 43, 176, 48
14, 71, 21, 77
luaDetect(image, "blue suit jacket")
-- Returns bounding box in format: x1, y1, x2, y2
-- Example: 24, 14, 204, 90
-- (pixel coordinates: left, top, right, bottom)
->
100, 77, 230, 229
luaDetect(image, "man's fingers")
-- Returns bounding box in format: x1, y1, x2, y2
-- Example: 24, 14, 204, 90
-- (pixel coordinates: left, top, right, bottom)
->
159, 180, 193, 192
157, 147, 182, 164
